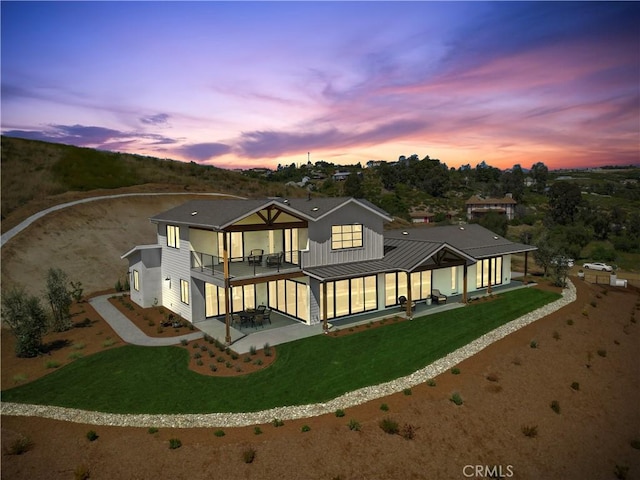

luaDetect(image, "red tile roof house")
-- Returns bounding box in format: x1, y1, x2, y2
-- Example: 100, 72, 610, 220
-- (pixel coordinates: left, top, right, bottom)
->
122, 197, 535, 343
465, 194, 517, 221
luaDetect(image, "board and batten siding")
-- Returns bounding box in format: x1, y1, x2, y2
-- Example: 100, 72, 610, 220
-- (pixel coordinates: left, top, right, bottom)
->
158, 223, 193, 322
302, 203, 385, 268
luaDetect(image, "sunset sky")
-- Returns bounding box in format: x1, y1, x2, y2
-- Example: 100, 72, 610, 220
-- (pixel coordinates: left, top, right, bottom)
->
2, 1, 638, 171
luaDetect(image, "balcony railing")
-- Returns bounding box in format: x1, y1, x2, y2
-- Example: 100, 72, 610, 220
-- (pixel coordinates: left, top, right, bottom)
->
191, 250, 301, 278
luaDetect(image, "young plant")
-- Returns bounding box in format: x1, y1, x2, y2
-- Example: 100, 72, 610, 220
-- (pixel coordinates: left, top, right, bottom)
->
451, 367, 461, 375
335, 409, 345, 418
427, 378, 436, 387
4, 436, 33, 455
379, 417, 399, 435
168, 438, 182, 449
550, 400, 560, 414
301, 425, 311, 432
450, 392, 464, 406
272, 418, 284, 427
521, 425, 538, 438
403, 387, 412, 395
86, 430, 98, 442
380, 403, 389, 411
242, 447, 257, 464
571, 382, 580, 391
214, 429, 225, 437
254, 427, 263, 435
148, 427, 159, 434
347, 419, 361, 431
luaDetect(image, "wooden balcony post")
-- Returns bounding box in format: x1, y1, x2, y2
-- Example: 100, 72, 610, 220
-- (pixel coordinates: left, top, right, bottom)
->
223, 232, 231, 345
322, 282, 328, 333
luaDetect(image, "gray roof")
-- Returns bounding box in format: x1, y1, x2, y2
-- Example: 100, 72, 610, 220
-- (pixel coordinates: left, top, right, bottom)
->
304, 259, 395, 282
150, 197, 392, 229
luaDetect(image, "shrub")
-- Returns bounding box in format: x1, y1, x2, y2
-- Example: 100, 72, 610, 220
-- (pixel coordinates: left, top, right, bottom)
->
148, 427, 158, 434
197, 359, 204, 366
403, 388, 412, 395
590, 300, 597, 308
68, 352, 83, 360
427, 379, 436, 387
193, 352, 202, 359
567, 319, 574, 326
180, 339, 188, 346
102, 338, 116, 347
450, 392, 463, 406
203, 334, 213, 343
263, 342, 272, 357
231, 353, 239, 360
242, 447, 257, 464
272, 418, 284, 427
597, 349, 607, 357
552, 331, 561, 340
301, 425, 311, 432
571, 382, 580, 391
254, 427, 262, 435
12, 373, 27, 384
244, 356, 251, 363
253, 359, 263, 366
4, 436, 33, 455
530, 340, 538, 349
379, 418, 399, 435
217, 356, 225, 363
214, 429, 225, 437
192, 342, 199, 349
72, 342, 85, 350
249, 345, 257, 355
225, 361, 233, 369
347, 419, 361, 431
200, 344, 208, 352
400, 423, 417, 440
86, 430, 98, 442
209, 364, 217, 372
550, 400, 560, 414
521, 425, 538, 438
335, 409, 345, 418
45, 360, 61, 369
380, 403, 389, 411
1, 286, 48, 358
451, 367, 461, 375
169, 438, 182, 449
74, 464, 90, 480
156, 326, 163, 334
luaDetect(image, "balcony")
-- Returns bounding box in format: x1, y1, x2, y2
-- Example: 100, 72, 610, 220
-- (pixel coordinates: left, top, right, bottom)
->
191, 250, 302, 281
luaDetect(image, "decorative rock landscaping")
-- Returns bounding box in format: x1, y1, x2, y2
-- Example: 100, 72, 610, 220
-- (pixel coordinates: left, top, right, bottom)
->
1, 281, 576, 428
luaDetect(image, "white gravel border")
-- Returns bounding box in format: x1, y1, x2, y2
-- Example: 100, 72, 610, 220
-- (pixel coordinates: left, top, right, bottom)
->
1, 281, 576, 428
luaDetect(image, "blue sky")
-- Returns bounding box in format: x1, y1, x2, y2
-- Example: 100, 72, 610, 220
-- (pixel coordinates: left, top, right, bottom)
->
2, 1, 638, 170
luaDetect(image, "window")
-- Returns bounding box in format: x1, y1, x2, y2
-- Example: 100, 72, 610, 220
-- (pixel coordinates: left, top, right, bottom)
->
167, 225, 180, 248
205, 283, 226, 317
132, 270, 139, 291
268, 278, 309, 322
180, 279, 189, 304
331, 224, 363, 250
476, 257, 503, 288
321, 275, 377, 320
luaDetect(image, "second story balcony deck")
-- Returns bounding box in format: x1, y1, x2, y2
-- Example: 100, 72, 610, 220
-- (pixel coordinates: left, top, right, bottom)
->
191, 250, 302, 283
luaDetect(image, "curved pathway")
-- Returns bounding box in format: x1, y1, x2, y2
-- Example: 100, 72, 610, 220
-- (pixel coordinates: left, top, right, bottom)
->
1, 192, 244, 247
1, 281, 577, 428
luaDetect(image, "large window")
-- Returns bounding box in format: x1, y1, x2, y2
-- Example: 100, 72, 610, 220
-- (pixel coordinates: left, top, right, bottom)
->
132, 270, 139, 291
386, 271, 431, 307
205, 283, 226, 317
476, 257, 503, 288
411, 271, 432, 301
268, 279, 309, 322
180, 279, 189, 304
167, 225, 180, 248
331, 224, 363, 250
321, 275, 377, 320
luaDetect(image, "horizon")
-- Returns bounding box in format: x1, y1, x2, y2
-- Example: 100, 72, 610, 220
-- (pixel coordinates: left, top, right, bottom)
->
1, 2, 638, 171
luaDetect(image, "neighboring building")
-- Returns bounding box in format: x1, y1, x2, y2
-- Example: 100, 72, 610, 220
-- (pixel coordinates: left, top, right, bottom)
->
465, 194, 517, 221
410, 210, 435, 224
332, 171, 351, 181
122, 197, 535, 341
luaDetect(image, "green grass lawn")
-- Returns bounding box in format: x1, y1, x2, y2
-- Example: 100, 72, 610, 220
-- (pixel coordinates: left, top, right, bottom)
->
1, 288, 560, 414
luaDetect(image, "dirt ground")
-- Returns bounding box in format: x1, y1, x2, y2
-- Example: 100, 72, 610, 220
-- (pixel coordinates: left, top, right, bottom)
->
2, 279, 639, 480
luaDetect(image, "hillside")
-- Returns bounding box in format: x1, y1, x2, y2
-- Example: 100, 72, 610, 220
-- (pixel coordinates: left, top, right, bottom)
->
0, 136, 301, 232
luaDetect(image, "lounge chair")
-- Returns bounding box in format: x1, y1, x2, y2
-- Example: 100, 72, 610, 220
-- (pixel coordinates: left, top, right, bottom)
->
248, 249, 264, 265
431, 289, 447, 304
398, 295, 416, 311
266, 251, 284, 267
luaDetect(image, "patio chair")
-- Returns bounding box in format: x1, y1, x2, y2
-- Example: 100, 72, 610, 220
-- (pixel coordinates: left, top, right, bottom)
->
248, 248, 264, 265
254, 314, 265, 329
232, 313, 243, 327
266, 251, 284, 267
398, 295, 416, 311
431, 289, 447, 304
262, 309, 272, 324
256, 304, 266, 314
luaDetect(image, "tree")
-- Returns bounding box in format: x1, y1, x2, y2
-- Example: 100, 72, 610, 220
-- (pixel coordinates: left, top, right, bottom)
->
474, 211, 508, 237
530, 162, 549, 192
533, 233, 558, 277
1, 286, 48, 357
547, 182, 583, 225
343, 172, 363, 198
46, 267, 73, 332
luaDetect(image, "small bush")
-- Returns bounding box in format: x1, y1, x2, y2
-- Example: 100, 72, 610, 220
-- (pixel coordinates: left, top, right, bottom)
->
379, 417, 399, 435
552, 331, 561, 340
571, 382, 580, 391
335, 409, 345, 418
263, 342, 272, 357
156, 326, 164, 334
242, 447, 257, 464
209, 364, 217, 372
225, 361, 233, 369
451, 367, 460, 375
590, 300, 597, 308
197, 359, 204, 366
450, 392, 463, 406
244, 356, 251, 363
231, 353, 238, 360
74, 464, 90, 480
530, 340, 538, 349
214, 429, 225, 437
4, 436, 33, 455
403, 387, 412, 395
550, 400, 560, 414
253, 359, 263, 366
203, 334, 213, 343
521, 425, 538, 438
193, 352, 202, 359
72, 342, 85, 350
254, 427, 262, 435
12, 374, 27, 384
272, 418, 284, 427
148, 427, 158, 434
68, 352, 83, 360
217, 356, 225, 363
301, 425, 311, 432
597, 349, 607, 357
400, 423, 417, 440
192, 342, 199, 349
427, 378, 436, 387
102, 338, 116, 347
86, 430, 98, 442
169, 438, 182, 449
567, 318, 574, 326
249, 345, 257, 355
45, 360, 61, 369
180, 339, 188, 346
347, 419, 361, 431
380, 403, 389, 411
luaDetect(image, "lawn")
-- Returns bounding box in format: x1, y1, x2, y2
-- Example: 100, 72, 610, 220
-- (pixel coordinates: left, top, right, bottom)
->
1, 288, 560, 414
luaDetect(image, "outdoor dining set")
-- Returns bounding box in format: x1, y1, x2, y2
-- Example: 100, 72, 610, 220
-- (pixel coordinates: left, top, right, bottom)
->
231, 304, 272, 329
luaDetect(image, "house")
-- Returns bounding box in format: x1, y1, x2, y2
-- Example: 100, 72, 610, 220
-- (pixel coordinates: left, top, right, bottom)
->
465, 194, 517, 221
122, 197, 535, 343
332, 171, 351, 181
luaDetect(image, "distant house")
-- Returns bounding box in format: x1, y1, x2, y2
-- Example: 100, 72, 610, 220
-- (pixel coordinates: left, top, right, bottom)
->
122, 197, 535, 343
410, 210, 436, 224
332, 171, 351, 181
465, 194, 517, 221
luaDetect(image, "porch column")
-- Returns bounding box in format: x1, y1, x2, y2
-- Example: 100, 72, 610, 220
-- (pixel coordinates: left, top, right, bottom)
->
223, 232, 231, 345
488, 258, 493, 294
322, 281, 328, 333
524, 251, 529, 284
462, 263, 468, 303
406, 272, 413, 318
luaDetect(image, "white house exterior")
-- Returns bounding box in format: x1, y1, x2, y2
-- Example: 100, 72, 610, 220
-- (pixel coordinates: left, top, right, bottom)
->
122, 197, 536, 342
465, 194, 517, 221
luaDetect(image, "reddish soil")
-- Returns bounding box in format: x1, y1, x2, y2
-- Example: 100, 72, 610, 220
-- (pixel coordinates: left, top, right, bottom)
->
2, 279, 640, 480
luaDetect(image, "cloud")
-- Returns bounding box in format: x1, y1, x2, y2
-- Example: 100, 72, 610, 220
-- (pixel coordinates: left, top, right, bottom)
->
177, 142, 232, 161
140, 113, 170, 125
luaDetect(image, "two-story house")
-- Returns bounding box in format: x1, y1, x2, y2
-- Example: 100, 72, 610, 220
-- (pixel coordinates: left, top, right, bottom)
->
122, 197, 535, 343
465, 194, 517, 221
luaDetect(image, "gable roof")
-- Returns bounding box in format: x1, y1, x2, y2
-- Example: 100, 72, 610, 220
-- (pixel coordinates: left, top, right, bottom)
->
466, 195, 517, 205
149, 197, 392, 229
